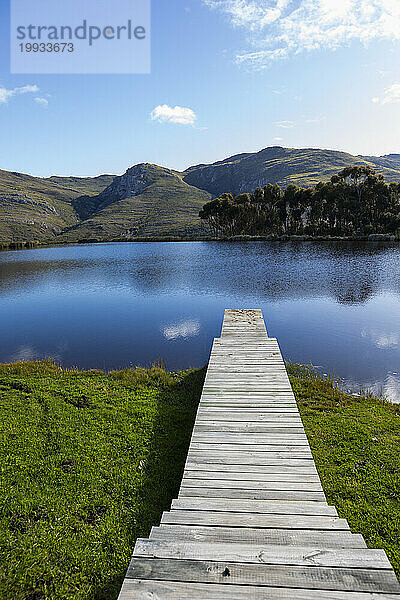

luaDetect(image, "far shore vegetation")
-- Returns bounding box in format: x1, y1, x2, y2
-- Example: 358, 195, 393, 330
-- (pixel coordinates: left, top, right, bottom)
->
1, 232, 400, 253
0, 359, 399, 599
200, 166, 400, 239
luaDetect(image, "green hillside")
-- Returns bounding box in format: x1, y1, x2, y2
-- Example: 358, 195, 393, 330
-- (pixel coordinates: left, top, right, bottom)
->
0, 171, 114, 243
58, 164, 211, 242
183, 147, 400, 197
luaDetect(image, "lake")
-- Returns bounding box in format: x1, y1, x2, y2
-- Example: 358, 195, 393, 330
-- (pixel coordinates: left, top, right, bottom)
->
1, 241, 400, 401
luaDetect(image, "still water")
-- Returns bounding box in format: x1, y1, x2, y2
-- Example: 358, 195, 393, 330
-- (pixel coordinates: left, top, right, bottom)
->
1, 241, 399, 401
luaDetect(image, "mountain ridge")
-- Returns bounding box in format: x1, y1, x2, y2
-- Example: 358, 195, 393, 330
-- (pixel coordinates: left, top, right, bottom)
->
1, 146, 400, 243
182, 146, 400, 196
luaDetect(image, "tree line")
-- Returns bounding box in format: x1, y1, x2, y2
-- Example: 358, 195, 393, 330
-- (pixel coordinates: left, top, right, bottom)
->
199, 166, 400, 238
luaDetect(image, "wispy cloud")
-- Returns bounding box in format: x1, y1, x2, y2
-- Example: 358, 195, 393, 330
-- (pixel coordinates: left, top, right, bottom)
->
150, 104, 197, 126
273, 137, 284, 142
204, 0, 400, 67
372, 83, 400, 105
274, 120, 295, 128
0, 84, 40, 104
34, 97, 49, 107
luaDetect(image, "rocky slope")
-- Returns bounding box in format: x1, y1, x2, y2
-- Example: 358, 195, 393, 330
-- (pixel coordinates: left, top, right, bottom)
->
182, 146, 400, 197
0, 171, 114, 243
58, 164, 211, 242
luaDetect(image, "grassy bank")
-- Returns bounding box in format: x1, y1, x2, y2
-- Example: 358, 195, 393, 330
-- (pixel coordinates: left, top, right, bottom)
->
0, 361, 205, 600
0, 361, 399, 599
288, 363, 400, 576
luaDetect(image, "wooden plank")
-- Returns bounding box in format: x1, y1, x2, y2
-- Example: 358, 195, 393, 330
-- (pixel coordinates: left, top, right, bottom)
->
199, 402, 298, 408
150, 525, 367, 548
184, 461, 319, 473
186, 460, 316, 473
199, 399, 296, 404
197, 407, 300, 413
186, 452, 315, 464
126, 558, 400, 593
206, 369, 288, 374
194, 423, 304, 433
189, 438, 311, 447
196, 412, 302, 420
205, 373, 290, 377
182, 471, 322, 483
204, 375, 291, 381
180, 479, 324, 491
119, 579, 400, 599
133, 539, 391, 569
161, 511, 347, 530
188, 443, 311, 452
195, 414, 303, 421
200, 392, 296, 397
191, 432, 309, 441
189, 441, 312, 450
179, 488, 326, 501
171, 498, 337, 515
200, 398, 297, 403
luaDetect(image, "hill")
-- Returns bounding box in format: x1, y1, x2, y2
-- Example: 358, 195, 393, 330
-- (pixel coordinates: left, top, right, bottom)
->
358, 154, 400, 173
0, 171, 114, 243
58, 164, 211, 242
1, 147, 400, 244
183, 146, 400, 197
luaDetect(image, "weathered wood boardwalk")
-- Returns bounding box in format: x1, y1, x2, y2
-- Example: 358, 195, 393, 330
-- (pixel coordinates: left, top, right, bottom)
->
118, 309, 400, 599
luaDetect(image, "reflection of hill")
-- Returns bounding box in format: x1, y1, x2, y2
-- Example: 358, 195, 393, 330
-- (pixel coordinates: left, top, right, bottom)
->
0, 241, 397, 306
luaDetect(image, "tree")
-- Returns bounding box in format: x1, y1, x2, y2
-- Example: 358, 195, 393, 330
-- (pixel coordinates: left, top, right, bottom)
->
199, 169, 400, 238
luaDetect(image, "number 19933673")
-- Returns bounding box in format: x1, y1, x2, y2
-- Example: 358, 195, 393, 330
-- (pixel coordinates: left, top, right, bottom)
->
19, 42, 74, 52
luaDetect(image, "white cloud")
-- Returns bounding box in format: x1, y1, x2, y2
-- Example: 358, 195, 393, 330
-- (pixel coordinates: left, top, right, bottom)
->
204, 0, 400, 67
162, 319, 200, 340
372, 83, 400, 105
274, 120, 295, 128
35, 97, 49, 107
150, 104, 197, 126
0, 89, 13, 104
0, 84, 40, 104
17, 84, 39, 94
273, 137, 283, 141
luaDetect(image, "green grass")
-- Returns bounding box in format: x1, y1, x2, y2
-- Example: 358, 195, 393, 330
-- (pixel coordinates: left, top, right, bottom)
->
288, 362, 400, 576
0, 360, 399, 600
0, 360, 205, 600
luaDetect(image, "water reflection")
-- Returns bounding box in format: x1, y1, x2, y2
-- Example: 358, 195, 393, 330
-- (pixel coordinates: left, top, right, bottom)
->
162, 320, 201, 340
0, 241, 400, 401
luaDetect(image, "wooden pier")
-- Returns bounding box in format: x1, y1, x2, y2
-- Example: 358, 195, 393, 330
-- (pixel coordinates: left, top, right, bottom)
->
118, 309, 400, 599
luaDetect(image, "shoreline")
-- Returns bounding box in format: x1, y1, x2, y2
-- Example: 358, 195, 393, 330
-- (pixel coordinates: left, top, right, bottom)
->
1, 233, 399, 252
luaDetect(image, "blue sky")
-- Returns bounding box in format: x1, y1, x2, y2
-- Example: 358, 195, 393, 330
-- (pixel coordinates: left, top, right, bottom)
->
1, 0, 400, 177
